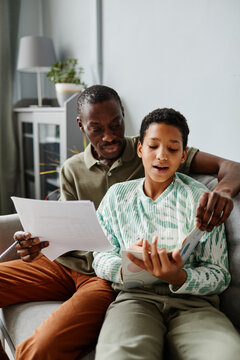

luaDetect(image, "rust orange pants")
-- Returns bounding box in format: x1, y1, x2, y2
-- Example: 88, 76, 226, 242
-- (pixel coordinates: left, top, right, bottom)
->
0, 256, 116, 360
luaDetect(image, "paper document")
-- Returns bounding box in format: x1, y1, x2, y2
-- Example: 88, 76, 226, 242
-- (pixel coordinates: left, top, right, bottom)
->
11, 197, 113, 261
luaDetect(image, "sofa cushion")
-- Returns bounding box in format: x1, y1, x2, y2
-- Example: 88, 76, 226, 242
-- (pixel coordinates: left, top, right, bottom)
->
0, 214, 22, 262
0, 301, 95, 359
0, 301, 62, 348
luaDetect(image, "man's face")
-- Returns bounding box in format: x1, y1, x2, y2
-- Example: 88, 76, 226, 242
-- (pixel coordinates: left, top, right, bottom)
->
137, 122, 187, 196
78, 99, 125, 164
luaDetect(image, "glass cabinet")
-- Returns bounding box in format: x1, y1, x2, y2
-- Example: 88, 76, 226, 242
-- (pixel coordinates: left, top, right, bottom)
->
15, 94, 87, 200
39, 123, 61, 200
22, 122, 35, 198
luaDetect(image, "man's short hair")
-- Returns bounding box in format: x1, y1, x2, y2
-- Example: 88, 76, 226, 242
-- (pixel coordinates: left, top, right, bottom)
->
77, 85, 124, 117
139, 108, 189, 149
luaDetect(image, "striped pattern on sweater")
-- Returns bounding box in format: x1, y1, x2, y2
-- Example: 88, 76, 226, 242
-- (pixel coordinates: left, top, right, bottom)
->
93, 173, 230, 295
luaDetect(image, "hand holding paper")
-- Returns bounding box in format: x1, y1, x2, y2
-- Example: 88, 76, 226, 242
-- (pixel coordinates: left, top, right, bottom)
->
11, 197, 113, 261
12, 231, 49, 262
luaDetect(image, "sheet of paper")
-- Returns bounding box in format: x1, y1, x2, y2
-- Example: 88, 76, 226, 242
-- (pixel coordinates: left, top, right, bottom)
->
11, 197, 113, 261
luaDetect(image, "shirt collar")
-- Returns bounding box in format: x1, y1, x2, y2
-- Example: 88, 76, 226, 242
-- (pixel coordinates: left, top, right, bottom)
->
84, 143, 99, 169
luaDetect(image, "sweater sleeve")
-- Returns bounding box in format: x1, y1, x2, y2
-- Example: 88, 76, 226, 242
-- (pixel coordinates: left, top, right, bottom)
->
170, 223, 231, 295
92, 190, 123, 283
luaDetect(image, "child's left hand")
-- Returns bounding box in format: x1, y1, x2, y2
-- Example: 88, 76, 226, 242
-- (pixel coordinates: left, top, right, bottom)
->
127, 236, 187, 286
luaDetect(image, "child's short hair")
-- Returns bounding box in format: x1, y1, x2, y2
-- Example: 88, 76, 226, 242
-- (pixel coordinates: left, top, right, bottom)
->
139, 108, 189, 149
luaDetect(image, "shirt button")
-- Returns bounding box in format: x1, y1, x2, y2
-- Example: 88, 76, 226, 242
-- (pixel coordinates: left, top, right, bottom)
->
107, 172, 112, 176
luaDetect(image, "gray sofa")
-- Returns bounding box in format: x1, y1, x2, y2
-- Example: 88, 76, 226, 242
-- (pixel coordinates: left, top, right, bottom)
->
0, 174, 239, 359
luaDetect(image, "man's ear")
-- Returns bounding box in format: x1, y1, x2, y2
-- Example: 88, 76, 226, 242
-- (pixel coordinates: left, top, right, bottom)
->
77, 117, 85, 133
137, 141, 143, 159
180, 148, 188, 164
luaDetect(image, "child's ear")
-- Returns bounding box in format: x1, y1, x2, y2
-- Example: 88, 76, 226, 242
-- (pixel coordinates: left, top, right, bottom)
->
137, 141, 143, 158
180, 148, 188, 164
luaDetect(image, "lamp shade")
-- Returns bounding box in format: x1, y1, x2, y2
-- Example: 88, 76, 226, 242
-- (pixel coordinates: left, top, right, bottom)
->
17, 36, 57, 73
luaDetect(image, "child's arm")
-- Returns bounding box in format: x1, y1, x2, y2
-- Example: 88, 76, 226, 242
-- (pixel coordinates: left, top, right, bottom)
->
93, 248, 122, 283
190, 152, 240, 231
93, 211, 123, 283
175, 223, 231, 295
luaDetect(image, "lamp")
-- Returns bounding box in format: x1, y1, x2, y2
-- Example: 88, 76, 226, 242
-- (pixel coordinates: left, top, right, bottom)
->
17, 36, 57, 106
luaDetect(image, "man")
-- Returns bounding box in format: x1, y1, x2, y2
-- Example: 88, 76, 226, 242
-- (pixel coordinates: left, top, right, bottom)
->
1, 85, 239, 359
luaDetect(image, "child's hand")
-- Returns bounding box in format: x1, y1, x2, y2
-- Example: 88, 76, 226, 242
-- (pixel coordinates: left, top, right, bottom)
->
129, 238, 151, 252
127, 236, 187, 286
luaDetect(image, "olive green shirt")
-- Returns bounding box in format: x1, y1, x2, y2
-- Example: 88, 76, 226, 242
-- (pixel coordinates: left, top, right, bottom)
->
56, 136, 198, 274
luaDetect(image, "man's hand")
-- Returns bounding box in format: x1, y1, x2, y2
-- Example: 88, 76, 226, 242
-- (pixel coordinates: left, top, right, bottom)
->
190, 151, 240, 227
127, 236, 187, 286
14, 231, 49, 262
195, 191, 233, 232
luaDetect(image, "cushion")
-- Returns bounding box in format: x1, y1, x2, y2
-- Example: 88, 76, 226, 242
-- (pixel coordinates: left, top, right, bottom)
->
0, 214, 22, 262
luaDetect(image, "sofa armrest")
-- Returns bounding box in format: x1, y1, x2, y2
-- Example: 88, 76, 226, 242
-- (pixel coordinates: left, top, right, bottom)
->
191, 173, 240, 330
0, 214, 23, 262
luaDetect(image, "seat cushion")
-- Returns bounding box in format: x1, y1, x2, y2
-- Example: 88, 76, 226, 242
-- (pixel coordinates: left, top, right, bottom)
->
0, 214, 22, 262
0, 301, 62, 349
0, 301, 95, 359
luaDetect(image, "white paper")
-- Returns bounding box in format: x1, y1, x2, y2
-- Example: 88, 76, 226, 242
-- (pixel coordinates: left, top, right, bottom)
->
11, 197, 113, 261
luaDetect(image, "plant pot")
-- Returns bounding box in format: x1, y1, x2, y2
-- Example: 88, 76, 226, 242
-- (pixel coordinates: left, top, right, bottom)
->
55, 83, 84, 107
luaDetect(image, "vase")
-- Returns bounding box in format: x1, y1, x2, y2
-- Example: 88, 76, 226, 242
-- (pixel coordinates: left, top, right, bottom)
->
55, 83, 84, 107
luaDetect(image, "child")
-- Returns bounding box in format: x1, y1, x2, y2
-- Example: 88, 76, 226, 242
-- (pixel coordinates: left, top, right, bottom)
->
93, 108, 240, 360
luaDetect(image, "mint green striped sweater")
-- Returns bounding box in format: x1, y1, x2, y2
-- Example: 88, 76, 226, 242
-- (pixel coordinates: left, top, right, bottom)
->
93, 173, 230, 295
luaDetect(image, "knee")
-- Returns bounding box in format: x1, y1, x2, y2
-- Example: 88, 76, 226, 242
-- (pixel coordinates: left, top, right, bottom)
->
84, 277, 116, 307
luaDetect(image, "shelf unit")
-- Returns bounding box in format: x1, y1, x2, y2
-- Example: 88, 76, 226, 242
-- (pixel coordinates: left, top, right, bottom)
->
15, 94, 86, 200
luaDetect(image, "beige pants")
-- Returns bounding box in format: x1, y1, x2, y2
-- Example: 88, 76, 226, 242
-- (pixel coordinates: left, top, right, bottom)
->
95, 288, 240, 360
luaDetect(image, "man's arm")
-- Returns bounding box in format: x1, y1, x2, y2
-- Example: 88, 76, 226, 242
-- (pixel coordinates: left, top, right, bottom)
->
190, 151, 240, 231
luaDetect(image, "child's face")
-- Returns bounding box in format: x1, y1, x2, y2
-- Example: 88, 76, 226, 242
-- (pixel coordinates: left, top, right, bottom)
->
137, 122, 187, 195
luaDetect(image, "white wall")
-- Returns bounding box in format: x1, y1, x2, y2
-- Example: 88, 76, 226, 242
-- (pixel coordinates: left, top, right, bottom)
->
102, 0, 240, 161
42, 0, 92, 85
18, 0, 240, 161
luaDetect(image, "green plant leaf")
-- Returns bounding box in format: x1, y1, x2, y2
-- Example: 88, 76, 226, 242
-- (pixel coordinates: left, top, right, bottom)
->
46, 57, 87, 87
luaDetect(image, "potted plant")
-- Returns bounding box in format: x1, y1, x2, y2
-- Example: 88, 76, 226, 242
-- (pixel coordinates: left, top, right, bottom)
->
46, 57, 87, 107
